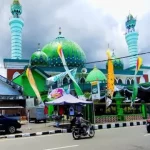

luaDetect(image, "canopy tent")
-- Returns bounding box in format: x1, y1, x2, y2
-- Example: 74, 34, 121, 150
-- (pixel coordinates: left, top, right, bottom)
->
45, 94, 93, 105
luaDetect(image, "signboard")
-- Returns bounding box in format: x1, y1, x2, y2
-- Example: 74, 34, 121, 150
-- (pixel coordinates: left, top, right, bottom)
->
26, 98, 35, 108
91, 81, 100, 100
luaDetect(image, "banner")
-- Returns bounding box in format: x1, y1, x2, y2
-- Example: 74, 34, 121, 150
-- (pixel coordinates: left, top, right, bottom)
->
46, 68, 77, 85
106, 97, 112, 108
131, 57, 143, 107
91, 81, 100, 100
57, 44, 85, 100
48, 88, 65, 99
26, 68, 42, 104
106, 49, 115, 99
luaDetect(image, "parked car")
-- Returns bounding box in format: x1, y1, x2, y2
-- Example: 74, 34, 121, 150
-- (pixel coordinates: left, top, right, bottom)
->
0, 115, 21, 134
146, 119, 150, 133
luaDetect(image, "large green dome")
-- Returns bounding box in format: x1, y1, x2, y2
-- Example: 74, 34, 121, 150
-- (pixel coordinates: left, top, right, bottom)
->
106, 51, 124, 70
42, 31, 86, 67
31, 49, 48, 66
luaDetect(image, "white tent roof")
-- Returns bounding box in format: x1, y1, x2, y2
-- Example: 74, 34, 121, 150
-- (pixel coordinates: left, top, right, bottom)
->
46, 94, 92, 105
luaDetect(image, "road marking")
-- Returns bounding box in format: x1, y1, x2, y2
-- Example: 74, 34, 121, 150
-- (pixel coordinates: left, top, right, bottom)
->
44, 145, 79, 150
144, 134, 150, 136
0, 133, 63, 142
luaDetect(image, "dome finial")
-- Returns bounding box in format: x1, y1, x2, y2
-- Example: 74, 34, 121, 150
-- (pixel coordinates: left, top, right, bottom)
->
38, 43, 41, 51
112, 49, 115, 58
11, 0, 22, 18
59, 27, 61, 35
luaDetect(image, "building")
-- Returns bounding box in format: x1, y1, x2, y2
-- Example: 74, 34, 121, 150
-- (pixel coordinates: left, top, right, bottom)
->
2, 0, 150, 123
0, 74, 26, 116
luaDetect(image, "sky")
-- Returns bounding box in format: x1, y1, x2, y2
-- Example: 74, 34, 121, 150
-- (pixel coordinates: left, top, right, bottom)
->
0, 0, 150, 76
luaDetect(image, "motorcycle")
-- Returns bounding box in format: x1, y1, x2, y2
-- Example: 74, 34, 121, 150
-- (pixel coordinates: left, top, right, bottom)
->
72, 123, 95, 140
146, 119, 150, 133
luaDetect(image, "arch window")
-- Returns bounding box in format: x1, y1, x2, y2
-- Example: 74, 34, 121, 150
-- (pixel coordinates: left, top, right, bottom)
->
12, 72, 20, 79
63, 77, 68, 85
126, 79, 131, 85
80, 77, 85, 84
131, 79, 134, 85
140, 76, 145, 84
118, 79, 122, 84
114, 79, 118, 84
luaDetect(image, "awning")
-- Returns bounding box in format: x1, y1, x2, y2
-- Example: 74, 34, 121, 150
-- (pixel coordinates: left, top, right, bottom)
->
46, 94, 93, 105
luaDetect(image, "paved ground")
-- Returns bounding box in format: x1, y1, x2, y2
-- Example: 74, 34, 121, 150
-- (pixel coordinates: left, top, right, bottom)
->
0, 125, 150, 150
0, 122, 65, 136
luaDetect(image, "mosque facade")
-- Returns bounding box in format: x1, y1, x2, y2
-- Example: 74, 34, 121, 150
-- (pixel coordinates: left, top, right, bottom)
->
2, 0, 150, 123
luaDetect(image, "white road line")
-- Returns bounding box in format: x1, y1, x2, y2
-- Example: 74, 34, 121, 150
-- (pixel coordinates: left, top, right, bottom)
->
144, 134, 150, 136
44, 145, 79, 150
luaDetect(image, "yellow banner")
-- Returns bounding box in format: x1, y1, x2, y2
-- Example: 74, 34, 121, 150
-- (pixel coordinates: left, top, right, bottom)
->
26, 68, 41, 104
106, 49, 115, 98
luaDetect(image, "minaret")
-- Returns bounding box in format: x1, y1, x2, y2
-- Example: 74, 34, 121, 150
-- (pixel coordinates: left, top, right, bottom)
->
9, 0, 24, 59
125, 13, 139, 67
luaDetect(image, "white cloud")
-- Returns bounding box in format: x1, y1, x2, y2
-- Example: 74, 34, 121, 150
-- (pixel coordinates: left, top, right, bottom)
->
89, 0, 150, 21
0, 0, 150, 76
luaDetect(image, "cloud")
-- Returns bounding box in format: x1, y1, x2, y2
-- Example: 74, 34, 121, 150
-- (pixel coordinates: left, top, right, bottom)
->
0, 0, 150, 76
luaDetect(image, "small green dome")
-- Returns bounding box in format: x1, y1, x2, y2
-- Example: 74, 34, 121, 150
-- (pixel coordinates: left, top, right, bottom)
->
86, 66, 106, 83
106, 51, 124, 70
31, 50, 48, 66
42, 30, 86, 67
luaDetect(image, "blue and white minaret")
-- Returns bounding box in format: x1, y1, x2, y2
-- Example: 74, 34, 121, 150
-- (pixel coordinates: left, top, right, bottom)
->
125, 14, 139, 67
9, 0, 24, 59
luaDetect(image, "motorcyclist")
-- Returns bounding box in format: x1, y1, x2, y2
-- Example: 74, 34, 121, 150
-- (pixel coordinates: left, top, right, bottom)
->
75, 112, 90, 134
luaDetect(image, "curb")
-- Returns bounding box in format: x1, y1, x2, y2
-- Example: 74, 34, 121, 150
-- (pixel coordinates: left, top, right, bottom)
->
0, 120, 146, 139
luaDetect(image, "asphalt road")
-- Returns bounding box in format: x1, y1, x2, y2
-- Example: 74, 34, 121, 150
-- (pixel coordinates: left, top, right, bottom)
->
0, 126, 150, 150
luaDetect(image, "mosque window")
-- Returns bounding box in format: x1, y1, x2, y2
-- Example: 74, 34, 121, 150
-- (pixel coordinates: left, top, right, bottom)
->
12, 72, 20, 79
114, 79, 118, 84
140, 76, 145, 84
118, 79, 122, 85
126, 79, 131, 85
63, 77, 68, 85
131, 79, 134, 85
80, 77, 85, 84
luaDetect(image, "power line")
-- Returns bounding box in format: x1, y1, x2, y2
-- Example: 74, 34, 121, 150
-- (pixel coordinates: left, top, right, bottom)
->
85, 51, 150, 64
0, 51, 150, 69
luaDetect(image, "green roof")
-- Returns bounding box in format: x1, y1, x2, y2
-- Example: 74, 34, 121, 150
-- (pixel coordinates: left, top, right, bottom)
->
86, 66, 106, 82
3, 58, 29, 63
42, 34, 86, 68
31, 51, 48, 66
125, 65, 150, 70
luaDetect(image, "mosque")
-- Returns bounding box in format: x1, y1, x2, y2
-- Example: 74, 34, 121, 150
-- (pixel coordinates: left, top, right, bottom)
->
1, 0, 150, 123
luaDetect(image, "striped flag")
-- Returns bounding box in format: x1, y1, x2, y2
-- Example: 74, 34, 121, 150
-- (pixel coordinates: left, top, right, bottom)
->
26, 67, 42, 104
131, 57, 143, 107
106, 97, 112, 108
136, 57, 142, 73
57, 44, 85, 100
106, 49, 115, 99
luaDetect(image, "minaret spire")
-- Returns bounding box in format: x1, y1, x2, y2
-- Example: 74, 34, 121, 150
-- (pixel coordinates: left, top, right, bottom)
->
38, 43, 41, 51
125, 13, 138, 67
108, 43, 109, 48
59, 27, 61, 35
11, 0, 22, 18
9, 0, 24, 59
